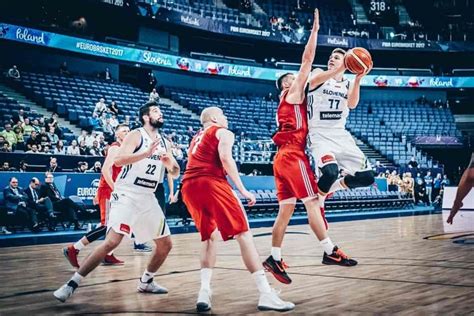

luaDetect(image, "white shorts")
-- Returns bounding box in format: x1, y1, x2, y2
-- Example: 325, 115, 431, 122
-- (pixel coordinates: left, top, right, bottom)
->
107, 189, 170, 244
309, 129, 371, 176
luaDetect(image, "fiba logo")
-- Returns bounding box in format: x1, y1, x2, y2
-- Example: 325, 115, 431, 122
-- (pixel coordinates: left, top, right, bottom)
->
76, 178, 100, 199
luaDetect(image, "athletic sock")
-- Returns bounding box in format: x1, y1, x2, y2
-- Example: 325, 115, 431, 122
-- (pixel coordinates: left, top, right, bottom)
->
141, 270, 155, 283
73, 240, 85, 251
68, 272, 83, 289
252, 270, 272, 294
271, 247, 282, 261
200, 268, 212, 291
320, 237, 335, 255
107, 251, 114, 256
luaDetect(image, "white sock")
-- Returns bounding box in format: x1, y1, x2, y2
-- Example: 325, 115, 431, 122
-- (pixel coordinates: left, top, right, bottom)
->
141, 270, 155, 283
252, 270, 272, 294
320, 237, 335, 255
271, 247, 282, 261
329, 178, 345, 194
200, 268, 212, 291
70, 272, 83, 286
73, 240, 85, 251
107, 251, 114, 256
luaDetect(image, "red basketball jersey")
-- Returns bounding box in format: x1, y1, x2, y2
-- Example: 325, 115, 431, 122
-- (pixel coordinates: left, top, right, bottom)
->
98, 142, 122, 191
183, 126, 226, 181
272, 90, 308, 148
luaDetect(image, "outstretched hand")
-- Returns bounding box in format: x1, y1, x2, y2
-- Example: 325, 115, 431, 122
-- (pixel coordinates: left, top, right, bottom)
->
312, 9, 320, 32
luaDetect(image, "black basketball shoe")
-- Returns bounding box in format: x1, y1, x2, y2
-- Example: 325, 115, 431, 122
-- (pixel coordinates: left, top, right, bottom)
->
263, 256, 292, 284
322, 246, 358, 266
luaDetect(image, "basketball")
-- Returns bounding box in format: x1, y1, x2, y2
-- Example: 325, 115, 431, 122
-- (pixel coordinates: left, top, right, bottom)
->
344, 47, 373, 74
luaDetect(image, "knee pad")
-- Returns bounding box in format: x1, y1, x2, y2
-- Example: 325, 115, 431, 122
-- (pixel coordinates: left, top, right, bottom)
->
345, 170, 375, 188
318, 163, 339, 193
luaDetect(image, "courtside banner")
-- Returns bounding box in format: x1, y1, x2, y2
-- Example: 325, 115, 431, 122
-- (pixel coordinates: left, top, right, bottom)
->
1, 23, 474, 88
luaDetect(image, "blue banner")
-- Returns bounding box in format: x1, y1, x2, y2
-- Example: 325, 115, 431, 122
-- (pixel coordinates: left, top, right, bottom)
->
1, 23, 473, 88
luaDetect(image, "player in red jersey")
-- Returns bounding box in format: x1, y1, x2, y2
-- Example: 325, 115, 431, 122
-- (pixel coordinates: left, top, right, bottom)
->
63, 124, 130, 268
181, 106, 295, 312
263, 9, 357, 286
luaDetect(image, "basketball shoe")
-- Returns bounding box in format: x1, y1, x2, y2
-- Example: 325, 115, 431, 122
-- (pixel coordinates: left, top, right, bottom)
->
103, 254, 124, 265
322, 246, 358, 266
54, 281, 77, 303
63, 245, 80, 268
257, 289, 295, 311
137, 278, 168, 294
263, 256, 291, 284
134, 242, 152, 252
196, 288, 212, 312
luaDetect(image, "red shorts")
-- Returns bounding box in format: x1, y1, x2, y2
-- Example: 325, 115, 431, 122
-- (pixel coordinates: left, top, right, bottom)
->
97, 187, 112, 226
273, 146, 318, 202
181, 177, 249, 241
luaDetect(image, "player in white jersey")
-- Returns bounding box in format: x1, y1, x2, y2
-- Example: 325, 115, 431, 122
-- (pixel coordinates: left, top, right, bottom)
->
54, 101, 180, 303
307, 48, 375, 207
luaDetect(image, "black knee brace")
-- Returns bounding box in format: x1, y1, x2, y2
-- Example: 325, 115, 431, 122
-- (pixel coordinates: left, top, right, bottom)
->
344, 170, 375, 188
318, 163, 339, 194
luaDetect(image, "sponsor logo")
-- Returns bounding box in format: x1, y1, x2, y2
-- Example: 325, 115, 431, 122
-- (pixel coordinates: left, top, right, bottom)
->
321, 154, 335, 164
228, 65, 251, 77
229, 26, 270, 37
0, 25, 8, 37
429, 78, 453, 88
134, 177, 158, 188
407, 76, 424, 88
374, 76, 388, 87
177, 57, 190, 71
120, 223, 131, 234
76, 178, 100, 199
15, 27, 47, 45
180, 15, 200, 27
142, 51, 173, 66
207, 62, 224, 75
320, 111, 342, 120
326, 37, 349, 47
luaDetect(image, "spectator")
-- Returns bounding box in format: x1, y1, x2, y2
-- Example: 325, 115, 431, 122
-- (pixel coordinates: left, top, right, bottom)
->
414, 176, 427, 205
1, 123, 17, 150
149, 88, 160, 102
388, 170, 401, 191
38, 127, 51, 148
1, 141, 11, 152
54, 140, 66, 155
66, 139, 80, 155
248, 169, 259, 176
0, 136, 10, 152
3, 177, 40, 232
1, 162, 13, 171
24, 177, 56, 231
433, 173, 443, 199
109, 115, 119, 129
88, 161, 102, 173
78, 130, 95, 148
88, 140, 103, 156
47, 126, 59, 146
26, 144, 40, 154
59, 61, 71, 76
101, 67, 112, 81
47, 157, 62, 173
39, 172, 83, 230
441, 174, 450, 188
38, 117, 46, 128
148, 72, 157, 92
424, 171, 433, 204
75, 161, 88, 173
31, 119, 41, 132
79, 140, 88, 155
108, 101, 120, 115
47, 113, 61, 137
12, 108, 25, 125
42, 144, 51, 154
26, 130, 41, 151
18, 160, 28, 172
22, 118, 35, 136
408, 156, 418, 169
102, 117, 114, 138
13, 125, 25, 150
93, 98, 108, 117
401, 172, 414, 197
7, 65, 20, 80
186, 126, 195, 140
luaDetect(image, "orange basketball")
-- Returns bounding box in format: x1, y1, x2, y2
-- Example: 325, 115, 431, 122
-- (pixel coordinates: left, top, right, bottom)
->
344, 47, 373, 74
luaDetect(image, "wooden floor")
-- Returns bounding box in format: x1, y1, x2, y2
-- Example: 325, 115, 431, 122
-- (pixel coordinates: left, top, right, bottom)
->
1, 214, 473, 315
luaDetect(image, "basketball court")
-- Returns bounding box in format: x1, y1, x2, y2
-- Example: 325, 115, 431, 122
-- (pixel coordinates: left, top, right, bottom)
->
1, 214, 472, 314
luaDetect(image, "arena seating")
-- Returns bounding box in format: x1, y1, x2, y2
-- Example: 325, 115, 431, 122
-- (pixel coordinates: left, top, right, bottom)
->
16, 72, 201, 145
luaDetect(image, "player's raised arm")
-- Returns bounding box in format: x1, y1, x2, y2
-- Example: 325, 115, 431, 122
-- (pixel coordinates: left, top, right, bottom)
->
114, 130, 158, 166
286, 9, 319, 104
347, 62, 372, 109
217, 128, 256, 206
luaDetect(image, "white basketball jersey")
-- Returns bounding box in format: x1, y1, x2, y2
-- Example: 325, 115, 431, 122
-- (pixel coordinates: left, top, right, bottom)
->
307, 78, 350, 131
114, 128, 167, 194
